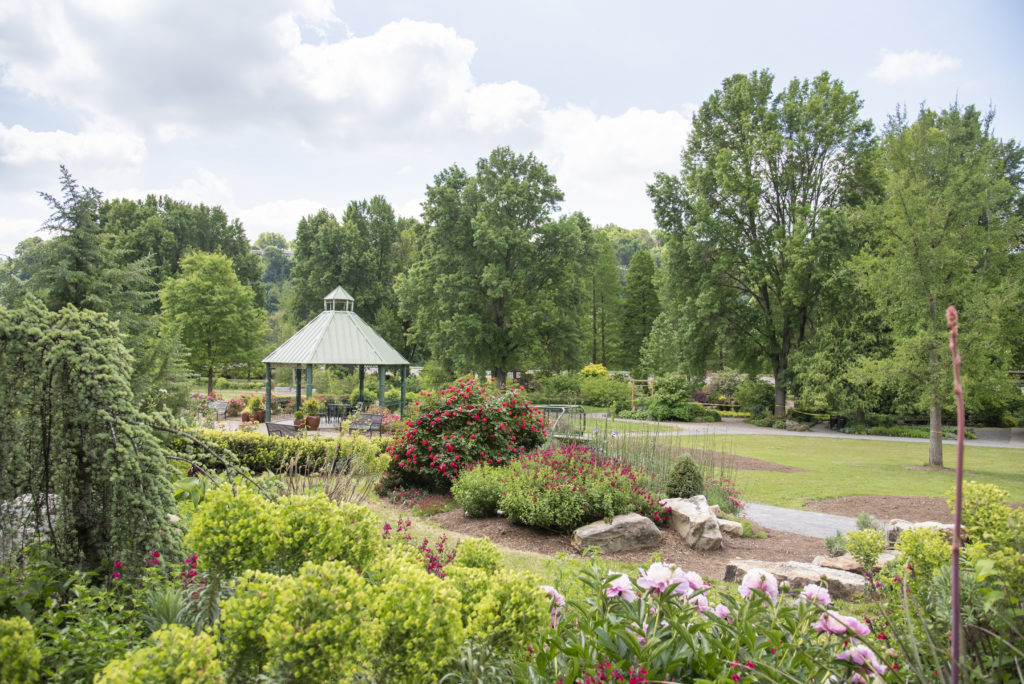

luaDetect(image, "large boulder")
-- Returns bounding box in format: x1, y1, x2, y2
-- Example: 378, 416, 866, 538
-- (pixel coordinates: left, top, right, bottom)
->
718, 518, 744, 538
660, 495, 724, 551
885, 519, 957, 546
571, 513, 662, 554
813, 550, 898, 575
724, 559, 867, 601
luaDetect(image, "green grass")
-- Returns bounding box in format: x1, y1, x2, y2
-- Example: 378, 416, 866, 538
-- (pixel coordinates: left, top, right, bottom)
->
708, 434, 1024, 508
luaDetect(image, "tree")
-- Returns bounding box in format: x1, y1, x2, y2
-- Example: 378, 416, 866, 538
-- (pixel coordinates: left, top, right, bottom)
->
400, 147, 582, 384
649, 70, 875, 416
638, 311, 681, 377
855, 104, 1023, 466
582, 228, 622, 366
160, 252, 266, 394
620, 249, 660, 371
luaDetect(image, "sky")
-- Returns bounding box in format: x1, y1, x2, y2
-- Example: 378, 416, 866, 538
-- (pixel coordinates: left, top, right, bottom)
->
1, 0, 1022, 259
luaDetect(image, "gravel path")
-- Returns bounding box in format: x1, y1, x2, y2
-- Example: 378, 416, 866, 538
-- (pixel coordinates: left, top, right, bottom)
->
743, 502, 857, 539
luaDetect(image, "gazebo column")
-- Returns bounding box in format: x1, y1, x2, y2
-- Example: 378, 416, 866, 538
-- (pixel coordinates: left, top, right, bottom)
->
305, 364, 313, 400
264, 364, 272, 424
400, 366, 407, 418
294, 367, 302, 411
358, 365, 365, 408
378, 365, 386, 408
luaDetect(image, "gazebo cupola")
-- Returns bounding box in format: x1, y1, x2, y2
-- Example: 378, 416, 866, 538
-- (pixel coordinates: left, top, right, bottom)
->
324, 285, 354, 312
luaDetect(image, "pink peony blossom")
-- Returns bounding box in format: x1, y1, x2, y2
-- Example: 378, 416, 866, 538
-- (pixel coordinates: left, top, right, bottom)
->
800, 584, 833, 606
689, 592, 709, 612
813, 610, 871, 637
737, 568, 779, 602
836, 644, 887, 676
712, 603, 732, 621
637, 562, 678, 593
606, 573, 637, 602
540, 585, 565, 606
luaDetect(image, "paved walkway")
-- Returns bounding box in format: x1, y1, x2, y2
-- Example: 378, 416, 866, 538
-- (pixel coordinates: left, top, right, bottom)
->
743, 502, 857, 539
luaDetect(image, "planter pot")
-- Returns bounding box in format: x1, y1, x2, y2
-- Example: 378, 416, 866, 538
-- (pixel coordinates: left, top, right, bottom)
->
252, 410, 266, 422
293, 418, 306, 428
305, 416, 321, 431
240, 411, 251, 423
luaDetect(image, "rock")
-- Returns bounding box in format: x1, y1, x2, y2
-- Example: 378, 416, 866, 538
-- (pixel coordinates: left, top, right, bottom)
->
724, 559, 868, 600
660, 495, 724, 551
709, 504, 722, 517
885, 519, 957, 546
814, 550, 900, 575
571, 513, 662, 554
718, 518, 744, 538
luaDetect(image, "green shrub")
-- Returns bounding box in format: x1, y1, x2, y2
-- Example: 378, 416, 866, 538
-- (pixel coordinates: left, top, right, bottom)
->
536, 373, 582, 403
952, 481, 1024, 586
0, 616, 41, 684
825, 530, 847, 557
895, 526, 950, 593
579, 375, 630, 407
218, 570, 282, 682
735, 378, 775, 417
843, 529, 886, 572
464, 570, 549, 653
579, 363, 608, 378
95, 624, 221, 684
665, 456, 704, 498
369, 553, 464, 683
451, 465, 504, 518
855, 511, 882, 530
453, 537, 502, 573
186, 484, 279, 578
445, 566, 492, 627
169, 429, 391, 474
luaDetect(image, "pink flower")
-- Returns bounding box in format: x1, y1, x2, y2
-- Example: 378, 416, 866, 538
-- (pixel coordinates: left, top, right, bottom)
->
688, 592, 709, 612
800, 584, 833, 606
684, 570, 708, 591
738, 568, 779, 602
606, 573, 637, 602
813, 610, 871, 637
712, 603, 732, 621
836, 644, 887, 676
111, 571, 121, 580
637, 562, 677, 593
540, 585, 565, 607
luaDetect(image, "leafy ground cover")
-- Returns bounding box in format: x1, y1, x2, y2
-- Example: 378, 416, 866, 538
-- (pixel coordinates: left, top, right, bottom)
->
710, 434, 1024, 507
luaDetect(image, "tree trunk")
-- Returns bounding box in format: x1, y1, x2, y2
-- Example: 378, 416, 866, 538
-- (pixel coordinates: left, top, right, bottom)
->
773, 363, 787, 418
855, 408, 866, 425
207, 367, 214, 395
928, 402, 944, 467
494, 368, 506, 388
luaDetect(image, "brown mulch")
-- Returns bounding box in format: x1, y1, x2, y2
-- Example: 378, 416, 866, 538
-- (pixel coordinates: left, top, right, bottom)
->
417, 504, 826, 581
804, 494, 1023, 524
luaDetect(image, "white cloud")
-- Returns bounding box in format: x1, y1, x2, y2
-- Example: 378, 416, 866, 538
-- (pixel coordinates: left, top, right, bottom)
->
236, 198, 326, 241
0, 123, 146, 167
112, 169, 234, 209
870, 49, 961, 83
0, 217, 42, 256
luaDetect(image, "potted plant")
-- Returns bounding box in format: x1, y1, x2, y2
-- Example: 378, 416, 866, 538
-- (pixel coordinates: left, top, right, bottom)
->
293, 410, 306, 428
301, 398, 323, 430
246, 395, 265, 423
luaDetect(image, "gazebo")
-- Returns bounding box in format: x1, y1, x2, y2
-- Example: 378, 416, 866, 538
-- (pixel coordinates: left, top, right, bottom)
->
261, 286, 411, 422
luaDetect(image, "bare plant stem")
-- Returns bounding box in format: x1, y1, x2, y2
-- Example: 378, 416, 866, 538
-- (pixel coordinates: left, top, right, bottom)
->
947, 305, 965, 684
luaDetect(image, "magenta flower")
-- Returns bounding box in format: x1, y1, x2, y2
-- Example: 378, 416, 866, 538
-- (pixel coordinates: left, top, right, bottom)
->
111, 571, 121, 580
606, 573, 637, 602
737, 568, 779, 602
800, 584, 833, 606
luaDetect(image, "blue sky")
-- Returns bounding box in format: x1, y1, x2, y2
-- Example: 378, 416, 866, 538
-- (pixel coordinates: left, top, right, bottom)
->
1, 1, 1021, 259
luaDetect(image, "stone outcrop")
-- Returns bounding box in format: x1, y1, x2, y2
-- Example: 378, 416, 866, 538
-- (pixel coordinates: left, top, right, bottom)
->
571, 513, 662, 554
885, 519, 957, 546
813, 550, 897, 575
718, 518, 744, 538
724, 559, 867, 600
660, 495, 724, 551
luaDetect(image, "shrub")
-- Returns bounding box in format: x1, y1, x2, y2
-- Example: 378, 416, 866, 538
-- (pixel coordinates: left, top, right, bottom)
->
464, 570, 549, 653
951, 481, 1024, 586
645, 374, 722, 422
453, 537, 503, 573
218, 570, 282, 682
95, 624, 222, 684
186, 484, 278, 578
579, 375, 631, 407
825, 530, 847, 557
843, 529, 886, 572
735, 378, 775, 417
382, 376, 546, 492
706, 367, 744, 400
451, 465, 505, 518
497, 444, 667, 532
300, 397, 323, 415
665, 456, 704, 498
0, 616, 41, 684
369, 553, 464, 683
579, 363, 609, 378
894, 526, 950, 597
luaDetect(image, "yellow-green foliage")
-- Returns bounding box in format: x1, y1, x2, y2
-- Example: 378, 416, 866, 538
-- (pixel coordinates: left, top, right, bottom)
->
463, 570, 549, 653
843, 529, 886, 573
186, 484, 278, 577
369, 554, 464, 683
186, 486, 383, 577
895, 526, 950, 587
579, 363, 609, 378
218, 571, 282, 683
171, 429, 391, 474
446, 566, 492, 627
95, 624, 222, 684
0, 616, 40, 684
951, 481, 1024, 585
261, 562, 376, 682
273, 493, 383, 574
452, 537, 502, 572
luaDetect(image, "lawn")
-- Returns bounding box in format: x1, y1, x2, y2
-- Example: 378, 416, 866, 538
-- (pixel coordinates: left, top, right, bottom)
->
711, 434, 1024, 508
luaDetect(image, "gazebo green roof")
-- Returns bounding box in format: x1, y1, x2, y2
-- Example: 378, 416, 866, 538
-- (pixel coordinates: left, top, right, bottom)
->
262, 289, 409, 367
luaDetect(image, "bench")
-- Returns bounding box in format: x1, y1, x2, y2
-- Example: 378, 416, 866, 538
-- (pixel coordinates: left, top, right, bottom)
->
208, 400, 229, 419
348, 412, 383, 437
267, 422, 302, 439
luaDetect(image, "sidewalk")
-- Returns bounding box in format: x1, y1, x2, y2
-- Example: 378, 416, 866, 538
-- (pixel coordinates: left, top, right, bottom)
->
742, 503, 857, 539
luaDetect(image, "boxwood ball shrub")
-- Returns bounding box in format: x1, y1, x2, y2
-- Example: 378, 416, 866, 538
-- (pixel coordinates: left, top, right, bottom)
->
666, 456, 705, 498
452, 537, 503, 572
0, 616, 41, 684
450, 464, 504, 517
95, 624, 222, 684
381, 376, 546, 492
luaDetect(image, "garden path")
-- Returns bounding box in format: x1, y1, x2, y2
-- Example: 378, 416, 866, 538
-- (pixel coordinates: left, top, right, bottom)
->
742, 502, 857, 539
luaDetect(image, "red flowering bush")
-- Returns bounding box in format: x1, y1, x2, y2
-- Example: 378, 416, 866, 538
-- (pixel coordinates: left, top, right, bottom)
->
378, 376, 547, 492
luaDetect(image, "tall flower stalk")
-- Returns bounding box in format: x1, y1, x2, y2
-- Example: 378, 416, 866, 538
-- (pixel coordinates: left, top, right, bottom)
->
946, 305, 965, 684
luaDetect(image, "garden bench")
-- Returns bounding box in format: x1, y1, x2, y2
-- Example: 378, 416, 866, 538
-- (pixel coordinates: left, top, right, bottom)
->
208, 400, 229, 419
348, 412, 383, 437
267, 422, 302, 439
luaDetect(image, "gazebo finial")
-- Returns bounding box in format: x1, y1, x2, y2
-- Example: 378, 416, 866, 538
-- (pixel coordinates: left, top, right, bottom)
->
324, 286, 355, 311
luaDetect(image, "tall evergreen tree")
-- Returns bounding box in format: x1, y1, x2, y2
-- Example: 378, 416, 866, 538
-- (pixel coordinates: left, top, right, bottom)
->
582, 228, 622, 366
620, 249, 660, 371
